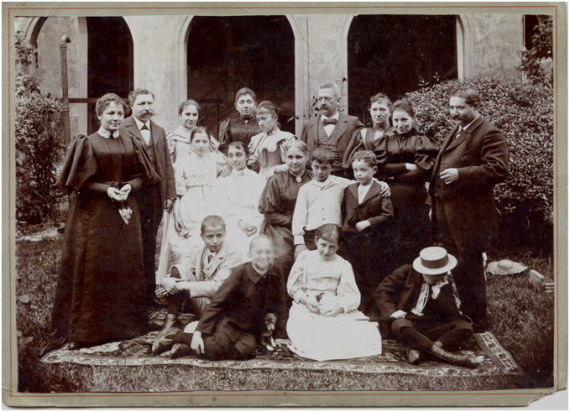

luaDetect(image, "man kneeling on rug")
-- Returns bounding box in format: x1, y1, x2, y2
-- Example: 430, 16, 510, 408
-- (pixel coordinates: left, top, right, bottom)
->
153, 215, 243, 355
375, 247, 481, 369
163, 235, 290, 360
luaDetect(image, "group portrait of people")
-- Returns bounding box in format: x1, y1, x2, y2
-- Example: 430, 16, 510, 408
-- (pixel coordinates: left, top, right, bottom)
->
52, 79, 509, 370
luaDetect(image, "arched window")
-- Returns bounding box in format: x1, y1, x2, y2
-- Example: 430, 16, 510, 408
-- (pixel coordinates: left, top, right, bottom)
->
347, 15, 457, 124
186, 16, 295, 134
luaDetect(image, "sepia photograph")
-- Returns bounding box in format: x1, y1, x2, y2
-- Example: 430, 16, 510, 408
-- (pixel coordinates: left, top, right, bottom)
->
3, 2, 566, 407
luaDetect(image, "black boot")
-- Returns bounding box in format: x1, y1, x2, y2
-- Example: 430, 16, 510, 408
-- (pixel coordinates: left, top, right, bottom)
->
430, 341, 478, 369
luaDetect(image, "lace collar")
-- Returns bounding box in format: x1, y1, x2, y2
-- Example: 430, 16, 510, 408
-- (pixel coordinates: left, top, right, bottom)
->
97, 127, 120, 139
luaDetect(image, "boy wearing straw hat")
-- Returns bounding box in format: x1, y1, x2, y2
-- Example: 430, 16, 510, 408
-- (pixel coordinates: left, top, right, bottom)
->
375, 247, 481, 369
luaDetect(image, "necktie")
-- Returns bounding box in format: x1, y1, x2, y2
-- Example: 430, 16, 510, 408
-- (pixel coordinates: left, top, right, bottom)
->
323, 118, 337, 126
455, 128, 463, 139
207, 254, 213, 264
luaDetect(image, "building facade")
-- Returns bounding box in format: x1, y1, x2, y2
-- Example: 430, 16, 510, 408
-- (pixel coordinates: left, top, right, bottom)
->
15, 14, 524, 138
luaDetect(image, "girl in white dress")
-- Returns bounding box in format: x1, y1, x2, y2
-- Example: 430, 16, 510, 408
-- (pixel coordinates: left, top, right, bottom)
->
287, 224, 383, 361
248, 101, 296, 177
157, 127, 226, 279
210, 141, 267, 257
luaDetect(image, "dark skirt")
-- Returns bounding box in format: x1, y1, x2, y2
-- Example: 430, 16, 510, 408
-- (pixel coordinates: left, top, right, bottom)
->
52, 191, 149, 344
385, 182, 432, 274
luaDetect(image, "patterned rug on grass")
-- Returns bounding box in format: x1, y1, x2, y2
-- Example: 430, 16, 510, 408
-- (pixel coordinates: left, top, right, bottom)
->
42, 309, 522, 377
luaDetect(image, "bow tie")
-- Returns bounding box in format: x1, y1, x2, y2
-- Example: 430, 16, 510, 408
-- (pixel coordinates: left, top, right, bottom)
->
140, 124, 150, 131
323, 118, 337, 126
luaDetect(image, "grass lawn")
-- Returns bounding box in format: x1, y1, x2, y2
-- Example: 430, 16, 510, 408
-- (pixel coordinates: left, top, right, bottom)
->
14, 235, 555, 393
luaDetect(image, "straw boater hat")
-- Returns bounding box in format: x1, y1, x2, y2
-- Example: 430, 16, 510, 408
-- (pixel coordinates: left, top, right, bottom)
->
487, 259, 527, 276
413, 246, 457, 275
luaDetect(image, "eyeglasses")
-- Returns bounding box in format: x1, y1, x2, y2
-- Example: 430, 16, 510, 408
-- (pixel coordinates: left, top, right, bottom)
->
317, 96, 336, 103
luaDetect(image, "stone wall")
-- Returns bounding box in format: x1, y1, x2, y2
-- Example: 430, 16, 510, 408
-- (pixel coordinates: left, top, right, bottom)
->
467, 14, 523, 80
15, 13, 525, 138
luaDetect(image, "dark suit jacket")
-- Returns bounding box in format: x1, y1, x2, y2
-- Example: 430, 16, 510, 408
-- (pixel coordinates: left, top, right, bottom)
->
375, 264, 463, 337
196, 262, 289, 341
341, 181, 394, 234
429, 116, 508, 252
300, 113, 364, 168
120, 116, 176, 203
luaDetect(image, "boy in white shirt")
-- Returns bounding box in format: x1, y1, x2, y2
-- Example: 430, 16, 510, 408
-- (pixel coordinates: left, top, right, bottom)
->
292, 147, 390, 259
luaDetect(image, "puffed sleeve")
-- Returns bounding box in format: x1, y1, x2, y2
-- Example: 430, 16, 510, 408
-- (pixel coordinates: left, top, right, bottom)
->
56, 134, 98, 194
413, 133, 440, 173
217, 119, 232, 154
287, 250, 308, 302
258, 174, 291, 227
342, 128, 366, 169
336, 258, 361, 313
247, 132, 264, 168
376, 136, 408, 177
279, 133, 296, 163
166, 132, 177, 164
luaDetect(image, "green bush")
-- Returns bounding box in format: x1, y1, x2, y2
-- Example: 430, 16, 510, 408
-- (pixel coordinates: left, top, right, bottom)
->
405, 78, 554, 250
16, 92, 65, 224
15, 32, 66, 225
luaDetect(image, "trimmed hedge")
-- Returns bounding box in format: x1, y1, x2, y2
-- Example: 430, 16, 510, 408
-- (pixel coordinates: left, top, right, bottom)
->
405, 78, 554, 250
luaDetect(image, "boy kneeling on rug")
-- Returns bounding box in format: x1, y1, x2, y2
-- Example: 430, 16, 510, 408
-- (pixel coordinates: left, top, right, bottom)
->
153, 215, 243, 355
375, 247, 481, 369
166, 235, 290, 360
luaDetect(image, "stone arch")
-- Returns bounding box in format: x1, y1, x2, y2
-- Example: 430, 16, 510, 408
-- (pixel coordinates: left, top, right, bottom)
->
180, 15, 297, 134
456, 14, 473, 79
346, 14, 463, 118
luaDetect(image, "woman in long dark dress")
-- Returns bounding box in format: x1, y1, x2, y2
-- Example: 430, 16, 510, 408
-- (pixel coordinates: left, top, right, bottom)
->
258, 140, 312, 278
52, 93, 159, 350
376, 99, 440, 274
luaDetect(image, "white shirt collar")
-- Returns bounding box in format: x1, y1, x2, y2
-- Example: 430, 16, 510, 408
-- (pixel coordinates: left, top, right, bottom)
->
310, 175, 334, 188
321, 112, 340, 122
252, 264, 267, 276
133, 116, 150, 131
461, 114, 480, 132
97, 127, 120, 139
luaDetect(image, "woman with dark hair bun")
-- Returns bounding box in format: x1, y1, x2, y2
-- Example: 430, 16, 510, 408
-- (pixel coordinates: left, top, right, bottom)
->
377, 99, 440, 273
52, 93, 160, 350
343, 93, 394, 165
248, 100, 296, 177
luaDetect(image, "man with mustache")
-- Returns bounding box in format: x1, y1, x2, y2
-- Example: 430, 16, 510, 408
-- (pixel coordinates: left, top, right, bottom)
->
428, 88, 508, 333
121, 88, 176, 308
300, 82, 364, 177
218, 87, 262, 155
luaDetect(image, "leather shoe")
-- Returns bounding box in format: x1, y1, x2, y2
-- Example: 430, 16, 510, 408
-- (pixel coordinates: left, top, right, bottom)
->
407, 349, 421, 364
170, 343, 193, 359
68, 341, 82, 350
152, 314, 183, 355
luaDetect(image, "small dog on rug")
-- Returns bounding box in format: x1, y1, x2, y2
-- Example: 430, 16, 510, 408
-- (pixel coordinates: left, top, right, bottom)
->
259, 313, 277, 352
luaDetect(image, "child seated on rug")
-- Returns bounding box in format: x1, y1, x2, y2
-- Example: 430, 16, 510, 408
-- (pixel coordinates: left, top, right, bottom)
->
341, 150, 394, 314
375, 246, 481, 369
286, 223, 383, 362
292, 147, 390, 258
164, 235, 290, 360
152, 215, 242, 355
